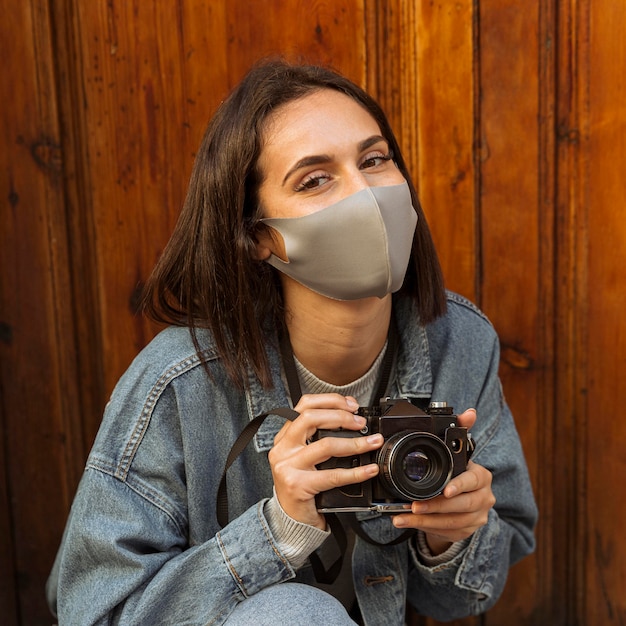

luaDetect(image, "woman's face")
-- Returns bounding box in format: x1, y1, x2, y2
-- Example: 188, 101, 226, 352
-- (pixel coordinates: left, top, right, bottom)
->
256, 89, 406, 220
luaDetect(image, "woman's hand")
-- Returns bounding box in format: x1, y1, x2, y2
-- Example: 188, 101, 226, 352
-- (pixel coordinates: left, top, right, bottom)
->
268, 393, 384, 529
391, 409, 496, 554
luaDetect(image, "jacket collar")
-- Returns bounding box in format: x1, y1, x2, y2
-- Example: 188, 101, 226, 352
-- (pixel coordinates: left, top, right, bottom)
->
392, 295, 433, 399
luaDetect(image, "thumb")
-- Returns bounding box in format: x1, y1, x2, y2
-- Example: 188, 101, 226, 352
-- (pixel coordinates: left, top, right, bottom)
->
456, 408, 477, 429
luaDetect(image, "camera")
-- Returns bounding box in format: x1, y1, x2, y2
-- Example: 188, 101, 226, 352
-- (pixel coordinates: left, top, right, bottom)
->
313, 398, 474, 513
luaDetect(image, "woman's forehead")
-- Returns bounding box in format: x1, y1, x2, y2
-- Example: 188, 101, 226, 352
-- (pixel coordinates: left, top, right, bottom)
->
270, 88, 378, 131
258, 89, 383, 171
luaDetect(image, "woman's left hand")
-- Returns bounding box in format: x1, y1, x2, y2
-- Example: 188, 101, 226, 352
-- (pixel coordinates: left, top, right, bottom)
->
391, 408, 496, 554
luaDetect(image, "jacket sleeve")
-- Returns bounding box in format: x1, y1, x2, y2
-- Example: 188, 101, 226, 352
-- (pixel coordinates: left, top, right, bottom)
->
46, 353, 298, 626
406, 329, 538, 620
46, 467, 296, 625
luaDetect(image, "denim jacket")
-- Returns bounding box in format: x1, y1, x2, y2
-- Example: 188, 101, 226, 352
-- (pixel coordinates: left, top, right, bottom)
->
47, 292, 537, 625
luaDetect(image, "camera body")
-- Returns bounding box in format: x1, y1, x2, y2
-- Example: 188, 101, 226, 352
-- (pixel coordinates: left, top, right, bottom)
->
314, 398, 473, 513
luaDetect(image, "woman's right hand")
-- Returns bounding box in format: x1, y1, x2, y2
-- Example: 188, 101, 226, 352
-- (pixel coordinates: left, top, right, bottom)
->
268, 393, 384, 529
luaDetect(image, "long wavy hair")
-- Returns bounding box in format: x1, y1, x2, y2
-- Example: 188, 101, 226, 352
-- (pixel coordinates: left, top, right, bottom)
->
142, 59, 447, 389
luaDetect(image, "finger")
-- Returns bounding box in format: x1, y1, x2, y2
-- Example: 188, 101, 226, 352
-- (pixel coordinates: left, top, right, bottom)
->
395, 508, 479, 530
455, 408, 476, 429
392, 509, 487, 541
271, 434, 384, 483
277, 432, 385, 470
393, 492, 494, 535
442, 461, 491, 498
408, 486, 494, 517
274, 395, 364, 445
274, 409, 367, 447
283, 462, 380, 498
294, 393, 359, 414
272, 460, 380, 526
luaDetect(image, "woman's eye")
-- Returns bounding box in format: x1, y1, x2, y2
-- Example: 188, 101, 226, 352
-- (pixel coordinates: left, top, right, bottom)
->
294, 173, 330, 192
360, 152, 393, 169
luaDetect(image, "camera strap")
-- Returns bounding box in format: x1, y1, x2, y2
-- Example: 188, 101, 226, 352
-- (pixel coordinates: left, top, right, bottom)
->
216, 405, 299, 529
215, 403, 347, 584
215, 318, 411, 585
280, 320, 416, 551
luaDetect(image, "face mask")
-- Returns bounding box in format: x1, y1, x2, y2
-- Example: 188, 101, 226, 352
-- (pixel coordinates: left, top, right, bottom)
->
260, 181, 417, 300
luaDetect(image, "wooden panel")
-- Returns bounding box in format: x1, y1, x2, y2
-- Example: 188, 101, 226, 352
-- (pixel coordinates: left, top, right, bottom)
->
366, 0, 477, 297
414, 0, 477, 302
583, 0, 626, 623
4, 1, 626, 624
72, 0, 368, 407
72, 0, 211, 402
0, 404, 18, 626
553, 0, 586, 623
477, 1, 547, 623
0, 1, 84, 623
225, 0, 366, 86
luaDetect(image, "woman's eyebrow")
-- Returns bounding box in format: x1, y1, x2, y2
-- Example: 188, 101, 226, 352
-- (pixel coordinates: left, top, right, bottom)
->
282, 155, 332, 186
358, 134, 387, 153
281, 135, 388, 187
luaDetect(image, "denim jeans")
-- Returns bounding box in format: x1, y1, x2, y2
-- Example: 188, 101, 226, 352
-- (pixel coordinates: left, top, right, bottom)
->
223, 583, 357, 625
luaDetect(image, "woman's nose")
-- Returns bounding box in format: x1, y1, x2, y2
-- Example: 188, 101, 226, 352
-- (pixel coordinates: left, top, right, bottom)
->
342, 170, 372, 196
340, 162, 404, 197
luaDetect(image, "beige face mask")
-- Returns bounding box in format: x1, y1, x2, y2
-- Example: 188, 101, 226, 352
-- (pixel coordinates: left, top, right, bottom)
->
260, 182, 417, 300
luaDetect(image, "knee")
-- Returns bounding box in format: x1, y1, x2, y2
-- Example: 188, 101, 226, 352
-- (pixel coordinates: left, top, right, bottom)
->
224, 583, 356, 625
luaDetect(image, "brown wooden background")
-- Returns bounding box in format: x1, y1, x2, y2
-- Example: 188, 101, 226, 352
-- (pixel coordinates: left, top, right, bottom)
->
1, 1, 624, 625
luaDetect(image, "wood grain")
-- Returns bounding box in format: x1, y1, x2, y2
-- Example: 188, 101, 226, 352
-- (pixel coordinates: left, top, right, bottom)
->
477, 1, 545, 623
2, 0, 626, 624
583, 0, 626, 622
0, 1, 84, 623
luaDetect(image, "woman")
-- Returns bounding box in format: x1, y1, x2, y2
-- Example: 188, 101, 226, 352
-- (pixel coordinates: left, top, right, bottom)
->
47, 60, 537, 625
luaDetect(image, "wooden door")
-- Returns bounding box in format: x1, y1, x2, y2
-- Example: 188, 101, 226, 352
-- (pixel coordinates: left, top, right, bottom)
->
1, 1, 624, 624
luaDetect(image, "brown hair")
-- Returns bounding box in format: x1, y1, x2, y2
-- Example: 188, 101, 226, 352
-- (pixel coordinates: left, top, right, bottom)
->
142, 59, 447, 388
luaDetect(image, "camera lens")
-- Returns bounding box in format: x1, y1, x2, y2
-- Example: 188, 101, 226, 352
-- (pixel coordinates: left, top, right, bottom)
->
403, 450, 430, 482
378, 432, 453, 501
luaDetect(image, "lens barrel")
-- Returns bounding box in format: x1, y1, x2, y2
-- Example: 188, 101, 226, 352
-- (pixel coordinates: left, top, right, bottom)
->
377, 431, 454, 500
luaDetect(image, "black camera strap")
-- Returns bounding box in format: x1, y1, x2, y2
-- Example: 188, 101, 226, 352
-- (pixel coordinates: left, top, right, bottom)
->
279, 320, 415, 550
216, 318, 413, 585
215, 403, 347, 584
216, 406, 298, 529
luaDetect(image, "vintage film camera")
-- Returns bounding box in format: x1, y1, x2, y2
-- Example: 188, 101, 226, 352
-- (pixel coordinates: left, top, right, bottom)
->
314, 398, 474, 513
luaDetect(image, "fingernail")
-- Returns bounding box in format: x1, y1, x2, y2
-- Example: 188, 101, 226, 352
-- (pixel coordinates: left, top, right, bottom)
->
346, 398, 359, 410
412, 502, 428, 513
393, 516, 407, 527
354, 414, 366, 427
446, 484, 458, 497
367, 434, 383, 445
